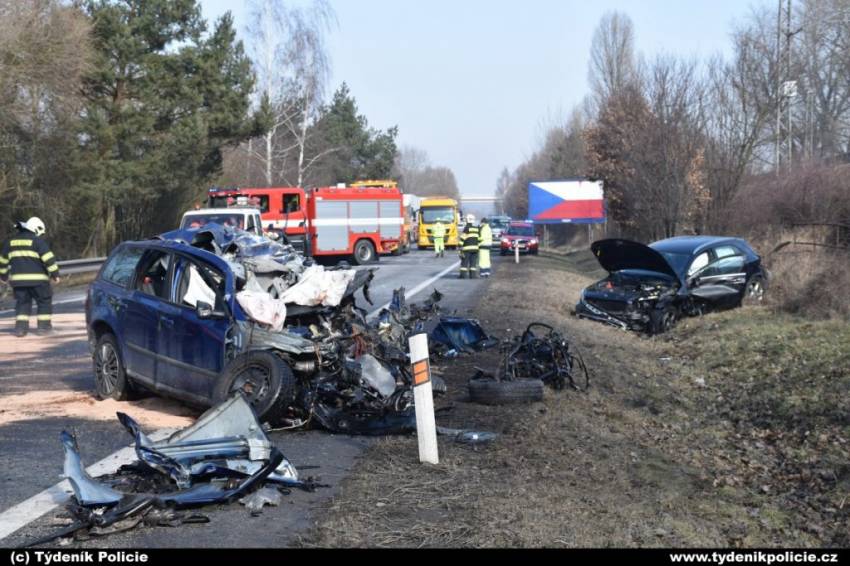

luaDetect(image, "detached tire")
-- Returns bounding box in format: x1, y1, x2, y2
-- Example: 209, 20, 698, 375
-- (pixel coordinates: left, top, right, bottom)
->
352, 239, 376, 265
93, 333, 136, 401
468, 378, 544, 405
214, 350, 296, 424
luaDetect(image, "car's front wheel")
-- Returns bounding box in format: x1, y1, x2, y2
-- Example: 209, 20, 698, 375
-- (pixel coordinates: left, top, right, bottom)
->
94, 333, 135, 401
214, 350, 296, 424
649, 306, 678, 336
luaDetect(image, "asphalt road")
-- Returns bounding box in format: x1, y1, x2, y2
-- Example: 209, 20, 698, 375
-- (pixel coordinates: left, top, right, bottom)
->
0, 249, 494, 547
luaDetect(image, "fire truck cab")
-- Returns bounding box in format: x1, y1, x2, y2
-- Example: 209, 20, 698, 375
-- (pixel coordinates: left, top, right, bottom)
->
207, 183, 404, 265
208, 187, 307, 250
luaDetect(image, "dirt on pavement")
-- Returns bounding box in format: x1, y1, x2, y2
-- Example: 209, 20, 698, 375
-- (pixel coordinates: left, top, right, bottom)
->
301, 251, 850, 548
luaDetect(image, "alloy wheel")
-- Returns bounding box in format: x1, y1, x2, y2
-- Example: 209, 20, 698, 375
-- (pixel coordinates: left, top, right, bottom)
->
95, 343, 120, 395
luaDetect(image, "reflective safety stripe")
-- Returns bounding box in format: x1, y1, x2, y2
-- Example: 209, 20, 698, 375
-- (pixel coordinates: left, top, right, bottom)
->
16, 315, 29, 321
47, 264, 59, 273
37, 314, 52, 321
9, 251, 40, 259
0, 256, 8, 264
9, 273, 49, 281
41, 251, 55, 262
9, 240, 33, 247
0, 268, 7, 275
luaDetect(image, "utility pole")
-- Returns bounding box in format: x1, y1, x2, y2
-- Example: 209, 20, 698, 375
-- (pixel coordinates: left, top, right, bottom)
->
775, 0, 782, 172
786, 0, 793, 168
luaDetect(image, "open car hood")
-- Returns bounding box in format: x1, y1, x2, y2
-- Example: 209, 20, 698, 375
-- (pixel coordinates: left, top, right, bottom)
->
590, 239, 677, 279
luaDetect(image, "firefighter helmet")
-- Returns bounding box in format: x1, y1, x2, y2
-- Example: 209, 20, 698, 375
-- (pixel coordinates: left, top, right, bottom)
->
466, 214, 476, 224
25, 217, 46, 236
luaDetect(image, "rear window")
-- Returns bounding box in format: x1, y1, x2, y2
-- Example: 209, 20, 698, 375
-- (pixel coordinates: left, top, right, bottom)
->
181, 214, 246, 230
209, 195, 269, 213
100, 247, 145, 288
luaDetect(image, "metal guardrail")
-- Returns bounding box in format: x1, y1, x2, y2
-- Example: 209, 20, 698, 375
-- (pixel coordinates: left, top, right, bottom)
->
57, 257, 106, 275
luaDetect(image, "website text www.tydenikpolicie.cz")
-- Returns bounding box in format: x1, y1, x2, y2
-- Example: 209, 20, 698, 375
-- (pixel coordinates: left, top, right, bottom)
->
670, 551, 841, 565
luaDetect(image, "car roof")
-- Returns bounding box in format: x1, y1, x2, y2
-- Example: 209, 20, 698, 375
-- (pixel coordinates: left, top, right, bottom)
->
119, 239, 233, 274
182, 208, 259, 215
650, 235, 745, 256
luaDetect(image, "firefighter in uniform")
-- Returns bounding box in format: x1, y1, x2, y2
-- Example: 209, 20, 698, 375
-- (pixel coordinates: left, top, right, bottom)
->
458, 214, 480, 279
432, 220, 446, 258
0, 217, 61, 337
478, 217, 492, 278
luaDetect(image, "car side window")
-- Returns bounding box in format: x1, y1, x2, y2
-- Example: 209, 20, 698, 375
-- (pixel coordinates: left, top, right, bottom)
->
698, 247, 745, 279
714, 254, 745, 275
714, 245, 739, 259
101, 247, 145, 288
687, 252, 710, 277
174, 257, 225, 311
135, 250, 172, 300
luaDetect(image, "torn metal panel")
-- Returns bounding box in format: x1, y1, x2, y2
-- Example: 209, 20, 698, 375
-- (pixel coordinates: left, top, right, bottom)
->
119, 394, 298, 483
60, 431, 123, 507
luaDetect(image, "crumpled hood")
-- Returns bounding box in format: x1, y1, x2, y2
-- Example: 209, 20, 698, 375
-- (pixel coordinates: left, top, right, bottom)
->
590, 239, 677, 279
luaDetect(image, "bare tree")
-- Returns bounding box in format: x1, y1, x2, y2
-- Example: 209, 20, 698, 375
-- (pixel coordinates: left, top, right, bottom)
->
393, 146, 430, 194
588, 11, 637, 106
796, 0, 850, 158
242, 0, 335, 187
278, 1, 336, 187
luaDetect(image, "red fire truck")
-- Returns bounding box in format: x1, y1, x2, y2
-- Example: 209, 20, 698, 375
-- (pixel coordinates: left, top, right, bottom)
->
207, 184, 404, 264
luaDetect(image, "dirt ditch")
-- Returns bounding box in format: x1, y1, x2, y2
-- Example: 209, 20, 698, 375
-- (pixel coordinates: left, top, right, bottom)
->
301, 251, 850, 548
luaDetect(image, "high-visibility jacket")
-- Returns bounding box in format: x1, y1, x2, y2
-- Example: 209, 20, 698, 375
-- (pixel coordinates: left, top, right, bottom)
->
0, 228, 60, 287
432, 222, 446, 239
460, 225, 480, 252
479, 223, 492, 248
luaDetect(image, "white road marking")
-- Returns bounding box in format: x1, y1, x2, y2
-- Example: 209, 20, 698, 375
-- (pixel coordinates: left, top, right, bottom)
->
0, 259, 462, 542
366, 261, 460, 320
0, 429, 174, 542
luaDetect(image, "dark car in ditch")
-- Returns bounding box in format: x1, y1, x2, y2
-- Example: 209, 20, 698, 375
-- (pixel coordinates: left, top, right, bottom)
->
84, 228, 426, 432
575, 236, 768, 334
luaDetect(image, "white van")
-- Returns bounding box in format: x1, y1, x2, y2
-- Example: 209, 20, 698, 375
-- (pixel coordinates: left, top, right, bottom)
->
179, 208, 263, 236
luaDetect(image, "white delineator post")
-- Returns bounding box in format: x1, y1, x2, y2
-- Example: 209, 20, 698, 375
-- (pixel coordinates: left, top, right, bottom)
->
515, 242, 520, 264
408, 333, 439, 464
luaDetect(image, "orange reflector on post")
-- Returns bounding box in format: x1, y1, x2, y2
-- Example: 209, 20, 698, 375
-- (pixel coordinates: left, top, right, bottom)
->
413, 359, 430, 386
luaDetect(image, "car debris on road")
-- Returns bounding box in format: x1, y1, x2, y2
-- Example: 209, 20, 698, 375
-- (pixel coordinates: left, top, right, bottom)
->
429, 316, 499, 357
24, 394, 323, 547
467, 323, 589, 405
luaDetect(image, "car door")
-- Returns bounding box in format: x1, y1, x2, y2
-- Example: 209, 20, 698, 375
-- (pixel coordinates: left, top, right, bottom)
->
122, 249, 173, 387
690, 247, 746, 308
156, 253, 231, 403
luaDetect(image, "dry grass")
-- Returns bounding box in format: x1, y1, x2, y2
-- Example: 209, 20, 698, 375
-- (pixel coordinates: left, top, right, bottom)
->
301, 252, 849, 548
763, 248, 850, 320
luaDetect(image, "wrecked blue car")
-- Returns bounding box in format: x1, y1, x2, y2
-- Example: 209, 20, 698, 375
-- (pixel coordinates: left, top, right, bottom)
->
85, 224, 436, 432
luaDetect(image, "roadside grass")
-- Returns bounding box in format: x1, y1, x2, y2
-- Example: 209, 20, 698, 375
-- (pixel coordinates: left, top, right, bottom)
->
302, 252, 849, 547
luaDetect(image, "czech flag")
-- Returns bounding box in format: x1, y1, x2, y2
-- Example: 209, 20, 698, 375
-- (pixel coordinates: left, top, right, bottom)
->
528, 180, 606, 224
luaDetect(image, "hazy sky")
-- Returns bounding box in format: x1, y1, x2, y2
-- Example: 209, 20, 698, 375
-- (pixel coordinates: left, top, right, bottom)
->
200, 0, 762, 195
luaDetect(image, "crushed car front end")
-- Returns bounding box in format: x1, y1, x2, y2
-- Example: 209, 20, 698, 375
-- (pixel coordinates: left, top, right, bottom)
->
576, 269, 679, 332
